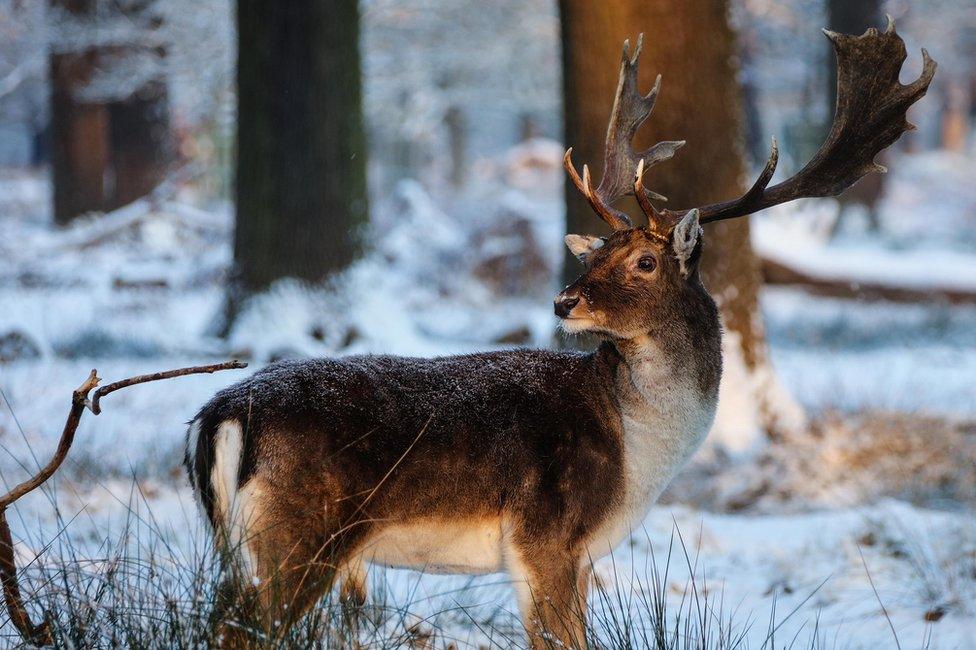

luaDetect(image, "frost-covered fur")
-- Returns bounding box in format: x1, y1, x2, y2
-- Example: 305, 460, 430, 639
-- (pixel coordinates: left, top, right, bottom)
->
186, 222, 721, 649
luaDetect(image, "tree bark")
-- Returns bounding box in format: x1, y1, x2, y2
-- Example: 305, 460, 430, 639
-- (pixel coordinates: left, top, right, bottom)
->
559, 0, 798, 447
233, 0, 368, 295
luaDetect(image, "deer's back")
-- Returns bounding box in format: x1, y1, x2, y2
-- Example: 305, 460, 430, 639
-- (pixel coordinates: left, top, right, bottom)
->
186, 349, 626, 543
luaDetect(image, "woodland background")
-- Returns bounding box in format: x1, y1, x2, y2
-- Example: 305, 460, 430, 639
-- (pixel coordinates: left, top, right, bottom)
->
1, 0, 975, 647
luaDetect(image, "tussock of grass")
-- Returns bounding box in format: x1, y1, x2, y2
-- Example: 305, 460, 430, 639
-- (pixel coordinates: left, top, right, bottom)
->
2, 489, 833, 649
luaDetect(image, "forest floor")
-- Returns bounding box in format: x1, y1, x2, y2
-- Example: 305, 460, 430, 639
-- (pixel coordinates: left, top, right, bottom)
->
1, 146, 975, 647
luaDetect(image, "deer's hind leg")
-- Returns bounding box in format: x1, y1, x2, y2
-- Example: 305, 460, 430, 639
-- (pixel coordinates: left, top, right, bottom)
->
213, 479, 359, 648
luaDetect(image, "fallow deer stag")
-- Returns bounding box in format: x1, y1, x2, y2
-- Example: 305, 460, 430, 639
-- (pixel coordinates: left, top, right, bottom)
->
187, 20, 933, 648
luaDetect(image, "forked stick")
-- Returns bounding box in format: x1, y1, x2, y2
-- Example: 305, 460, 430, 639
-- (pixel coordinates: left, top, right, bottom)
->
0, 361, 246, 646
90, 361, 247, 415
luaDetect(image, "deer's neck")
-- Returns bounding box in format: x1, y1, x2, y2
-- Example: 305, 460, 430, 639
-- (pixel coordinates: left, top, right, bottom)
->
611, 333, 718, 422
599, 314, 721, 497
583, 328, 721, 558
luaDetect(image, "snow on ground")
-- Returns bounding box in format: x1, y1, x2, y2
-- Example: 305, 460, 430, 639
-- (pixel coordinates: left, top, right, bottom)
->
754, 149, 976, 420
764, 288, 976, 418
1, 148, 975, 647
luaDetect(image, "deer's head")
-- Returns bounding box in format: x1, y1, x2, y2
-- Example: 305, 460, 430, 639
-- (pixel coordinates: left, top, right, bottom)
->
555, 23, 934, 340
555, 208, 704, 338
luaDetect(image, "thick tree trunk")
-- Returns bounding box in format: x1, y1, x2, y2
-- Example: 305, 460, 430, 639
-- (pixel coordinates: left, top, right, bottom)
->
49, 64, 109, 223
233, 0, 368, 295
49, 1, 109, 225
108, 1, 172, 208
559, 0, 801, 448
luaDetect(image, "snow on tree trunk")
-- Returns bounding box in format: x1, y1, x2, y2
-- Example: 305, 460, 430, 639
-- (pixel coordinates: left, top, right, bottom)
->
49, 0, 174, 222
559, 0, 804, 451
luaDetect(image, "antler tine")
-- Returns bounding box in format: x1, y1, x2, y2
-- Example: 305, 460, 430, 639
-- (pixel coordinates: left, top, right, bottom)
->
695, 21, 935, 225
634, 159, 670, 243
565, 33, 685, 232
563, 148, 631, 230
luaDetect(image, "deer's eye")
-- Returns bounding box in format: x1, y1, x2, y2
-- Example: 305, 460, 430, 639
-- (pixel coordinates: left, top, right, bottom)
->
637, 255, 657, 272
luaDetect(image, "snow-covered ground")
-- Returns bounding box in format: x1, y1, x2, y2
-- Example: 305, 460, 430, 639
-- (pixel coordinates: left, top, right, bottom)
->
1, 146, 975, 647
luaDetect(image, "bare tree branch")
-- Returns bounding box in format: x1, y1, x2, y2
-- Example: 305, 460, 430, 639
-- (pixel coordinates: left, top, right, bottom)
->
90, 360, 247, 414
0, 55, 44, 101
0, 361, 246, 646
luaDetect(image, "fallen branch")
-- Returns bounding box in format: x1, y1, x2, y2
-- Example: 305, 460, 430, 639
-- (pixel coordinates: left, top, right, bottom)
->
0, 361, 246, 646
761, 256, 976, 305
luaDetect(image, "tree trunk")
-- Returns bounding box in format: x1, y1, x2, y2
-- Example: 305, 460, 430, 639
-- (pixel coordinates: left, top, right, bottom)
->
559, 0, 802, 449
233, 0, 368, 296
49, 0, 109, 224
49, 0, 173, 222
940, 81, 968, 152
444, 105, 466, 188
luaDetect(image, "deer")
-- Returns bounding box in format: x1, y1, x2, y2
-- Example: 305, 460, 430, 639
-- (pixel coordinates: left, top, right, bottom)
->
185, 20, 933, 649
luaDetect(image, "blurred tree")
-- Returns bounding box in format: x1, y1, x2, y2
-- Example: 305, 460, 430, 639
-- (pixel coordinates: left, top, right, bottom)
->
108, 77, 172, 208
559, 0, 801, 449
49, 0, 109, 224
49, 0, 173, 223
232, 0, 367, 298
108, 0, 173, 208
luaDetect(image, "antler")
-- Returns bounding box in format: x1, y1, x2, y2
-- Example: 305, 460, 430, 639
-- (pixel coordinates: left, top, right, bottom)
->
564, 34, 685, 232
0, 361, 246, 646
693, 17, 936, 225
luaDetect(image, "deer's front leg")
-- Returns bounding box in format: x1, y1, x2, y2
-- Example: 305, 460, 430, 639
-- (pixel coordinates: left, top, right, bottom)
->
506, 541, 588, 649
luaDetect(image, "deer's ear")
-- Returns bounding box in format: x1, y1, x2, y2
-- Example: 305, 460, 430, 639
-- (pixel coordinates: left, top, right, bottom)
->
564, 234, 604, 263
671, 208, 702, 277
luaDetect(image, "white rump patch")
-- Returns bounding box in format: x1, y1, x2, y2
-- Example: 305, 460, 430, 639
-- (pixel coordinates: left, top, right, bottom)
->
211, 420, 260, 581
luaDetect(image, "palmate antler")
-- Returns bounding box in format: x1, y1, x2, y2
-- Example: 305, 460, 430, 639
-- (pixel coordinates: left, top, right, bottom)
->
693, 17, 936, 224
566, 18, 936, 233
563, 34, 684, 235
0, 361, 246, 646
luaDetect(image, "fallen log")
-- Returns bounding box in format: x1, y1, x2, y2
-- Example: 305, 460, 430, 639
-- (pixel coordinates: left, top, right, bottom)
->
761, 256, 976, 305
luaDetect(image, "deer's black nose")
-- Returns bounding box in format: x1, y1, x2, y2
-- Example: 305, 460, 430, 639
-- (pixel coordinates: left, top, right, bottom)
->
554, 295, 580, 318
